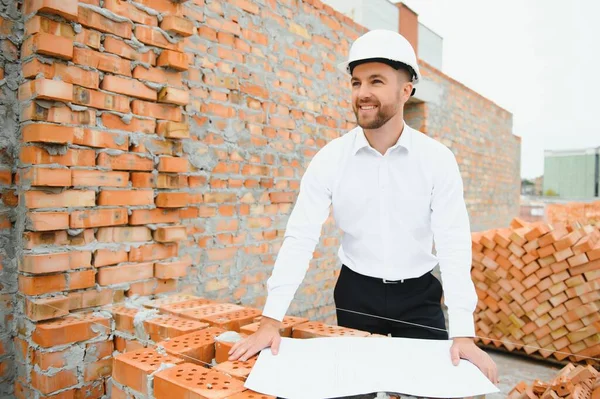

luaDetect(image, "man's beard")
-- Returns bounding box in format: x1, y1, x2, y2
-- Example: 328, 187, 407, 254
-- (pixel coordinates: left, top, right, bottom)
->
353, 94, 401, 129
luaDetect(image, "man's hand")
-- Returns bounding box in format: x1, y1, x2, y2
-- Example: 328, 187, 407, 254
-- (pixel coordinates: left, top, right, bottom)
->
228, 316, 282, 361
450, 337, 498, 384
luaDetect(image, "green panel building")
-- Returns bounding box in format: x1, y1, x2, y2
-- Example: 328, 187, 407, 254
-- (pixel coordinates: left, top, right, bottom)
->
543, 147, 600, 198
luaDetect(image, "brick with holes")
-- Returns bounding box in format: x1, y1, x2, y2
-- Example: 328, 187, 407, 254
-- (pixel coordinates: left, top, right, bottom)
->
154, 363, 246, 399
107, 306, 140, 334
156, 298, 219, 316
176, 303, 245, 322
143, 315, 209, 342
201, 308, 263, 332
143, 294, 201, 310
291, 321, 371, 339
214, 332, 248, 364
240, 315, 309, 338
156, 326, 225, 366
213, 357, 257, 381
112, 348, 184, 395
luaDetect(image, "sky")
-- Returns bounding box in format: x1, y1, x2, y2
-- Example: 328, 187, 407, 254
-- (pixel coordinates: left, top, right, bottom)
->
395, 0, 600, 179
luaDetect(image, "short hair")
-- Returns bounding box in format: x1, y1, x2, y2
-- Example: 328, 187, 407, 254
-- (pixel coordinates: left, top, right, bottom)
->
348, 57, 416, 82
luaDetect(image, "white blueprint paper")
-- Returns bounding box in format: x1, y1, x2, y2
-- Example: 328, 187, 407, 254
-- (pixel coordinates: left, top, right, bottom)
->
244, 337, 499, 398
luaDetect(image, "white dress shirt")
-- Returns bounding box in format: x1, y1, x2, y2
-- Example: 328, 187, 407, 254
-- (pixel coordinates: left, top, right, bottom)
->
262, 122, 477, 338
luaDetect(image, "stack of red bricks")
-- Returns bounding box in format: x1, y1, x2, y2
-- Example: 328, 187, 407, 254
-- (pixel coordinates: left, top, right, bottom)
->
508, 363, 600, 398
16, 293, 384, 398
472, 217, 600, 366
546, 201, 600, 226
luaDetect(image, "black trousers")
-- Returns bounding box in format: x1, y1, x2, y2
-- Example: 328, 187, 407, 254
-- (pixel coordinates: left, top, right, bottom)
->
334, 264, 448, 340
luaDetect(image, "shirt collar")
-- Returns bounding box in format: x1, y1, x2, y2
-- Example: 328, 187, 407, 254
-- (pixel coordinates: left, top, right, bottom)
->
352, 122, 413, 155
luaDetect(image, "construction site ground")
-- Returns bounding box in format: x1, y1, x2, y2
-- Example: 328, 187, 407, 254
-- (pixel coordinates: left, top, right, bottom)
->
487, 349, 559, 398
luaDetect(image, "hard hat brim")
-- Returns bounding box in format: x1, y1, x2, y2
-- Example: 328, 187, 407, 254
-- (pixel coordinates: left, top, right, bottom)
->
337, 58, 420, 84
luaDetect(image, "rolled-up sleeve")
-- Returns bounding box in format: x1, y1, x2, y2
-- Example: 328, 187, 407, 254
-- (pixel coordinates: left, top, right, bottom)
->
261, 148, 333, 321
430, 148, 477, 338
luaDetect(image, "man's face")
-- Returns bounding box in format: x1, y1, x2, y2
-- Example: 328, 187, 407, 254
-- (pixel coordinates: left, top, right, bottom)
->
351, 62, 410, 130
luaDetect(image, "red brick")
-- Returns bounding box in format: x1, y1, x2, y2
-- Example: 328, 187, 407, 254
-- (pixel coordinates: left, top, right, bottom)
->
154, 364, 245, 398
72, 170, 129, 187
157, 326, 225, 365
31, 367, 77, 394
143, 314, 208, 341
109, 305, 138, 333
240, 315, 309, 338
22, 33, 73, 60
0, 169, 10, 185
155, 192, 189, 207
18, 274, 67, 295
568, 253, 589, 267
97, 152, 154, 171
74, 128, 129, 150
153, 226, 187, 242
26, 295, 70, 321
26, 211, 69, 231
160, 16, 194, 37
202, 308, 262, 332
75, 26, 101, 49
25, 17, 75, 40
97, 262, 153, 285
134, 0, 183, 16
70, 208, 128, 228
72, 86, 130, 113
101, 75, 157, 101
93, 249, 128, 267
21, 102, 96, 125
19, 79, 73, 102
73, 47, 132, 77
101, 113, 156, 134
21, 123, 74, 144
158, 156, 188, 173
69, 269, 96, 290
128, 243, 177, 262
154, 259, 191, 279
32, 313, 111, 347
21, 167, 71, 187
229, 0, 260, 14
132, 100, 182, 121
97, 189, 154, 206
129, 208, 179, 225
158, 86, 189, 105
77, 5, 132, 38
103, 36, 156, 66
113, 348, 184, 395
133, 66, 183, 87
24, 0, 79, 21
156, 121, 189, 138
214, 357, 257, 381
130, 172, 156, 188
103, 0, 158, 26
25, 190, 95, 209
292, 321, 370, 338
97, 226, 152, 243
157, 49, 188, 71
83, 358, 112, 382
131, 137, 179, 156
135, 25, 184, 51
126, 278, 176, 297
157, 174, 188, 189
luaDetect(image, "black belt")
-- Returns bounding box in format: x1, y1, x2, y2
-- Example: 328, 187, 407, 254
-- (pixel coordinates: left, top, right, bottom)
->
342, 264, 428, 284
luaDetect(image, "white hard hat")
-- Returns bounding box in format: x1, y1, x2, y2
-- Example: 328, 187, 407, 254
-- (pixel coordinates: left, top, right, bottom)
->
338, 29, 421, 84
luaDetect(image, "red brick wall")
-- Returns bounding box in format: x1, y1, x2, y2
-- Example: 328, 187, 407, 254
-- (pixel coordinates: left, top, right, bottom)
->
9, 0, 369, 396
410, 61, 521, 232
0, 0, 21, 395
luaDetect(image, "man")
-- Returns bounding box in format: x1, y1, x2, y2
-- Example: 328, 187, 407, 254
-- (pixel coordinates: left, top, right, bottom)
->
229, 29, 498, 384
